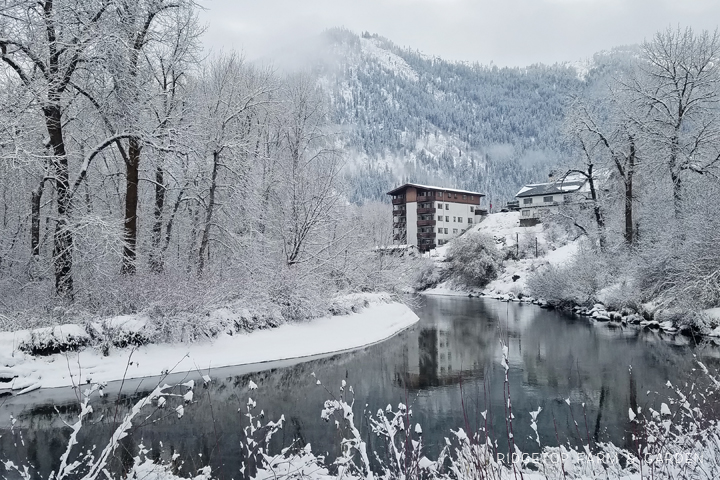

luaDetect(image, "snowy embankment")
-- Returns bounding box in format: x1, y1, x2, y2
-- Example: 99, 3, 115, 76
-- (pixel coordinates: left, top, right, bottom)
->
0, 293, 418, 393
424, 212, 576, 300
423, 212, 718, 338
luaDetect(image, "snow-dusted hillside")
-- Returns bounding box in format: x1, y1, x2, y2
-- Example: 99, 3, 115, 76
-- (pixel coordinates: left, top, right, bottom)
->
307, 28, 589, 204
428, 212, 578, 297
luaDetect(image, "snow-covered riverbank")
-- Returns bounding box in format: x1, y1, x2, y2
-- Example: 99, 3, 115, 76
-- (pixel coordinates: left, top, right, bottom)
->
0, 295, 418, 392
422, 212, 576, 299
421, 212, 720, 340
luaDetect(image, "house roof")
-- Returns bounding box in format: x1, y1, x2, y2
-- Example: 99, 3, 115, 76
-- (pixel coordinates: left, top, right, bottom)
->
515, 179, 586, 198
386, 183, 485, 197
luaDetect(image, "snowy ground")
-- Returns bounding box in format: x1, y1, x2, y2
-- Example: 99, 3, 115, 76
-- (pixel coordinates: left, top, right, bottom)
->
425, 212, 577, 298
0, 294, 418, 393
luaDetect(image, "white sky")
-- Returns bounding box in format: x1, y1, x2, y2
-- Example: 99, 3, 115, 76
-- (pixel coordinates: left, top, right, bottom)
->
198, 0, 720, 67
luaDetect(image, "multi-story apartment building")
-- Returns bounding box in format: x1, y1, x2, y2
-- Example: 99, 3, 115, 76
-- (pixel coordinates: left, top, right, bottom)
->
388, 183, 485, 251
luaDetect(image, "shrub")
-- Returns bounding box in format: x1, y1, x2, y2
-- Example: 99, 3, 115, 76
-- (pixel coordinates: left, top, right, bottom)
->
445, 232, 503, 287
527, 241, 608, 308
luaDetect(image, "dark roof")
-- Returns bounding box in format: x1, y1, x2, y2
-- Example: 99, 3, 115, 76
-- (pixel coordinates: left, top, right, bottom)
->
515, 180, 586, 198
387, 183, 485, 197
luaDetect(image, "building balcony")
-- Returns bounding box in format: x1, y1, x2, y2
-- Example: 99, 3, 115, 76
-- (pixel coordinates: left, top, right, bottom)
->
416, 220, 436, 227
392, 198, 405, 205
417, 232, 436, 239
393, 234, 406, 241
416, 207, 436, 214
416, 194, 434, 202
418, 243, 436, 251
393, 222, 406, 229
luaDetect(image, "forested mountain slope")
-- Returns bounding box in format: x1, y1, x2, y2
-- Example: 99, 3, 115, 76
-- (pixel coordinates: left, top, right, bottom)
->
309, 28, 588, 204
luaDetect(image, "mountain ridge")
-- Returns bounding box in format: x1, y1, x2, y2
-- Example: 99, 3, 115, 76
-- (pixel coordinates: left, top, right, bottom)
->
295, 28, 606, 204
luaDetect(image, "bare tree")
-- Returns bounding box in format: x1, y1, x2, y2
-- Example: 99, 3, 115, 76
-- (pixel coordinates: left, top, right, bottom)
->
191, 53, 275, 275
274, 74, 344, 267
1, 0, 113, 297
111, 0, 191, 275
626, 27, 720, 219
571, 98, 638, 246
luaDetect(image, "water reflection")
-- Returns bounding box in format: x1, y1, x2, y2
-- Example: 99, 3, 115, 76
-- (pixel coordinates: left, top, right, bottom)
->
1, 296, 718, 478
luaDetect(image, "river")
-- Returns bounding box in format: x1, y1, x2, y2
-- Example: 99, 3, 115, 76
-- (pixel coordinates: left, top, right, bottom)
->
1, 295, 718, 478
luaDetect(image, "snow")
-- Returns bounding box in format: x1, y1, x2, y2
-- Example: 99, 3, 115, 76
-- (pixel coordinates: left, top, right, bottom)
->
103, 314, 148, 332
422, 212, 579, 299
0, 296, 418, 391
423, 284, 471, 297
476, 212, 575, 296
389, 182, 483, 196
516, 185, 534, 195
704, 307, 720, 322
360, 37, 418, 82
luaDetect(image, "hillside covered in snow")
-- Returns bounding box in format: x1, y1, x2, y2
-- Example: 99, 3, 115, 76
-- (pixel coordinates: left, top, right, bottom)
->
306, 28, 592, 204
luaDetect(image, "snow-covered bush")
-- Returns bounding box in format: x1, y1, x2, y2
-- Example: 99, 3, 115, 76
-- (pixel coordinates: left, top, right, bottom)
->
527, 241, 608, 307
18, 324, 91, 356
415, 257, 446, 290
595, 276, 643, 312
445, 232, 503, 287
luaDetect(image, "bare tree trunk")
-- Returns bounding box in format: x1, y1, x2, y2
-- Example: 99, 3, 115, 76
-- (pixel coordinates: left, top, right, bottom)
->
586, 164, 606, 251
149, 165, 165, 272
30, 180, 45, 257
161, 185, 186, 255
624, 141, 635, 246
198, 151, 220, 275
670, 127, 682, 220
120, 6, 163, 274
671, 169, 682, 220
45, 105, 74, 298
121, 137, 141, 274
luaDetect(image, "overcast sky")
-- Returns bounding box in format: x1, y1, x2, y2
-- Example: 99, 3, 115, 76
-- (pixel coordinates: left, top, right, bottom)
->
198, 0, 720, 67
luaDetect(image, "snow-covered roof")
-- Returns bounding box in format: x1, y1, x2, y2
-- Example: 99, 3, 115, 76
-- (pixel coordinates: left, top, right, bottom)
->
515, 179, 587, 198
387, 183, 485, 197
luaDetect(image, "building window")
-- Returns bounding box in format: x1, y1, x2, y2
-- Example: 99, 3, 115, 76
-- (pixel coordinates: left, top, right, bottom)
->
458, 217, 463, 223
445, 204, 449, 210
453, 228, 458, 234
437, 215, 442, 221
445, 216, 449, 222
470, 195, 474, 200
444, 228, 448, 234
468, 218, 472, 224
470, 206, 474, 212
522, 209, 531, 217
523, 198, 533, 205
463, 194, 467, 199
543, 196, 553, 203
438, 228, 442, 233
454, 194, 458, 198
453, 216, 456, 222
437, 203, 442, 209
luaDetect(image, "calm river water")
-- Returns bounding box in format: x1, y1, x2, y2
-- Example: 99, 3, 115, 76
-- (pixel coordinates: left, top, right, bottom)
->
1, 295, 718, 478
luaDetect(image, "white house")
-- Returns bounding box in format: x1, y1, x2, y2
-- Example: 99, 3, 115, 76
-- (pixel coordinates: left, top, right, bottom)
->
515, 175, 590, 223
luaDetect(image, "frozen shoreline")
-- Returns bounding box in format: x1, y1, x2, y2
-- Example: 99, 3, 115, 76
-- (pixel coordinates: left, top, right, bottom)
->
0, 300, 419, 392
